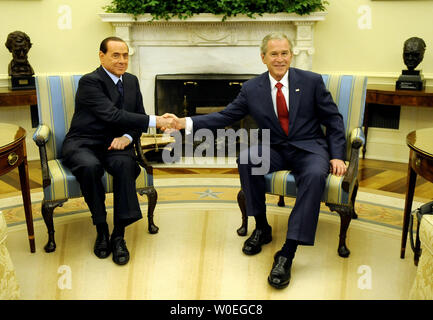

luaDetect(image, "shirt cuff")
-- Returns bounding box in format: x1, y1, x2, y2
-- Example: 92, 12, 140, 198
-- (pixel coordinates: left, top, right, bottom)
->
122, 134, 133, 142
148, 115, 156, 128
185, 117, 193, 135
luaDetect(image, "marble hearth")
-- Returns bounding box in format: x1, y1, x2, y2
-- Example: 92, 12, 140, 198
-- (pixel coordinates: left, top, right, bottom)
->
100, 12, 326, 120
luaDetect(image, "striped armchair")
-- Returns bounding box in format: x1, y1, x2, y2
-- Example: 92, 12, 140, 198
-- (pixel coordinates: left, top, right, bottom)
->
237, 74, 367, 258
33, 75, 158, 253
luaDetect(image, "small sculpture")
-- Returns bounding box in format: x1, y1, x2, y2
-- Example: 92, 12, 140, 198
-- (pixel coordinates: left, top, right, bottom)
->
396, 37, 426, 91
403, 37, 426, 71
4, 31, 35, 90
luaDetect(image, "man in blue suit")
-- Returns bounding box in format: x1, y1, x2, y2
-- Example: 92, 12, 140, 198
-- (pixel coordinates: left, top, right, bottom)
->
62, 37, 175, 266
165, 32, 347, 289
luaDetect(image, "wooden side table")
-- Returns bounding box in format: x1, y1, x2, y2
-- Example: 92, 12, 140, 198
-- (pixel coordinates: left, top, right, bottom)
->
363, 85, 433, 159
0, 123, 35, 253
401, 127, 433, 265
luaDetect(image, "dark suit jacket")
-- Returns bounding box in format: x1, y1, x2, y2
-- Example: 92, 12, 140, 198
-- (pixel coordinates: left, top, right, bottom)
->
192, 68, 346, 161
63, 66, 149, 153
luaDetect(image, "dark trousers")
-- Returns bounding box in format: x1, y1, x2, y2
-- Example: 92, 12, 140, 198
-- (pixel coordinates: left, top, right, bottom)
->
237, 144, 329, 245
63, 146, 142, 227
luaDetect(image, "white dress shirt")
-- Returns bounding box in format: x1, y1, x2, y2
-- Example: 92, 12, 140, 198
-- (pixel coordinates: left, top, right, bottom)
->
269, 71, 289, 117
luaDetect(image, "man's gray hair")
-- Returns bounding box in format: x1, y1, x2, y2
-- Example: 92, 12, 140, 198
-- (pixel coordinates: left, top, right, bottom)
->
260, 32, 293, 55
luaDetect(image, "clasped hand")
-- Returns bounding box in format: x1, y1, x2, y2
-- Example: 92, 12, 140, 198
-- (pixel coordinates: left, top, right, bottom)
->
156, 113, 185, 132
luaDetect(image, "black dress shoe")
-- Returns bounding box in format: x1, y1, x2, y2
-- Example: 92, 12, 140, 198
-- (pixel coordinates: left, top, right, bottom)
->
111, 236, 130, 265
268, 251, 292, 289
94, 233, 111, 259
242, 227, 272, 255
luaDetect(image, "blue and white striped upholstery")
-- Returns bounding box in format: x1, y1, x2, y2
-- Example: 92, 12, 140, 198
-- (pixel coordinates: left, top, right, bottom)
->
33, 75, 153, 202
266, 74, 367, 206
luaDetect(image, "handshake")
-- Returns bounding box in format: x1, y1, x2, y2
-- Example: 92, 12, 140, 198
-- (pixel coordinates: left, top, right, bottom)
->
155, 113, 186, 132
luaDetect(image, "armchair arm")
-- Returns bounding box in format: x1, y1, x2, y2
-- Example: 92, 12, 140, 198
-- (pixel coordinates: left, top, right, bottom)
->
348, 127, 365, 149
134, 139, 154, 176
32, 124, 52, 188
32, 124, 51, 146
342, 127, 365, 192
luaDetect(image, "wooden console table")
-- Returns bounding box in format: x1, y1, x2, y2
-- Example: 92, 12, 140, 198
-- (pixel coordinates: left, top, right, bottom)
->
0, 87, 37, 107
401, 127, 433, 265
0, 123, 35, 253
363, 85, 433, 159
0, 87, 38, 127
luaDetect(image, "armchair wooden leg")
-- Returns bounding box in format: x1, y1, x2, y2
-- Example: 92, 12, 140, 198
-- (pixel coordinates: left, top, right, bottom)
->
236, 190, 248, 236
41, 201, 56, 253
336, 207, 352, 258
327, 203, 352, 258
351, 180, 359, 219
140, 187, 159, 234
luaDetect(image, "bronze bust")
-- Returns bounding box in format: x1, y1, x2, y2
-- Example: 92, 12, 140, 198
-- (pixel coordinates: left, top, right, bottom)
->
403, 37, 426, 71
396, 37, 426, 90
5, 31, 34, 77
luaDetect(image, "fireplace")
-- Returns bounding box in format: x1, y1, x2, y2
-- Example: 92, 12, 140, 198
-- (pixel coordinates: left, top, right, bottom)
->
156, 73, 257, 124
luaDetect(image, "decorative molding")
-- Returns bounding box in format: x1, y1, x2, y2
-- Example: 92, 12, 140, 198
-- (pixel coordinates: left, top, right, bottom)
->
0, 76, 9, 88
190, 28, 236, 46
99, 12, 327, 23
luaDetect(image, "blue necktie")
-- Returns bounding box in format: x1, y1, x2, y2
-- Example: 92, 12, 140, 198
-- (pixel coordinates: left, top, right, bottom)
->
116, 80, 124, 107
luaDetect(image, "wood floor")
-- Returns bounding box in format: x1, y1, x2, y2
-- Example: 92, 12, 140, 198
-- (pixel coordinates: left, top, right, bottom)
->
1, 158, 432, 201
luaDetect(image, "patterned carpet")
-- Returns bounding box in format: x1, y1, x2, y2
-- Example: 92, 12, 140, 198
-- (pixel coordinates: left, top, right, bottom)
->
3, 177, 422, 300
0, 177, 424, 231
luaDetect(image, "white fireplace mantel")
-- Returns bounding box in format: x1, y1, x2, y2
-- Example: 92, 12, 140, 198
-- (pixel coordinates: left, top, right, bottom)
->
99, 12, 326, 65
99, 12, 326, 115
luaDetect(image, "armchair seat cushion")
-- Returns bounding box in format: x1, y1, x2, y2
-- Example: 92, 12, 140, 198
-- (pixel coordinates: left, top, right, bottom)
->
44, 159, 153, 202
265, 161, 354, 206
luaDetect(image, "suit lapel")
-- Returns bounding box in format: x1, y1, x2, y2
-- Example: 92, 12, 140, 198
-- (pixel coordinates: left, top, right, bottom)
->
97, 66, 121, 107
259, 72, 284, 134
259, 72, 274, 112
288, 68, 301, 137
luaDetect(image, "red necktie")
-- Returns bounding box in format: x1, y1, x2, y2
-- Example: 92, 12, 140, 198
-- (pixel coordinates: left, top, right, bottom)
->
275, 82, 289, 135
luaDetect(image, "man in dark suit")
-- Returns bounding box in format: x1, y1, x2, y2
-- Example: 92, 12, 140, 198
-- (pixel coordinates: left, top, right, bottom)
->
164, 32, 347, 288
62, 37, 174, 265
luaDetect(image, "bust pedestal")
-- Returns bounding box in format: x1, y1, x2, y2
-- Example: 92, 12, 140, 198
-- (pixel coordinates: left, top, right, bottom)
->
396, 70, 425, 91
9, 76, 35, 91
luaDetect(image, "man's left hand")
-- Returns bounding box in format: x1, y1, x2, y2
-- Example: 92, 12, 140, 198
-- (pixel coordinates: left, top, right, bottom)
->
108, 136, 131, 150
329, 159, 347, 177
